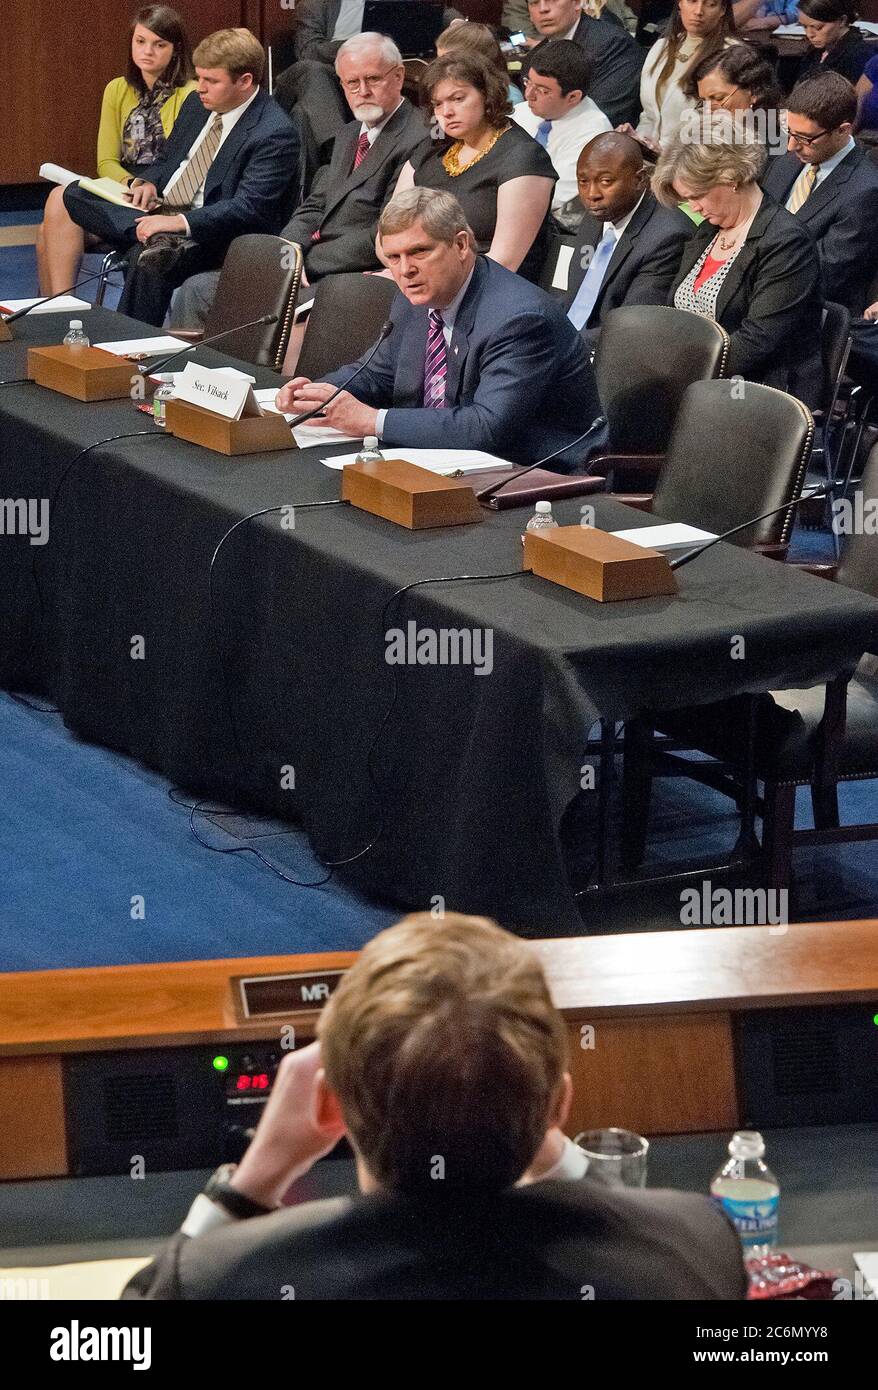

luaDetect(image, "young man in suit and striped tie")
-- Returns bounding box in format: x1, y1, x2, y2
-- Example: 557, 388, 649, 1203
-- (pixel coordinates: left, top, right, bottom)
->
276, 187, 604, 469
762, 72, 878, 315
63, 29, 299, 326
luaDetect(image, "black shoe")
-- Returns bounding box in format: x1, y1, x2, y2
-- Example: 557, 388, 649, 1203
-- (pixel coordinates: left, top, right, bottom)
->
137, 233, 194, 277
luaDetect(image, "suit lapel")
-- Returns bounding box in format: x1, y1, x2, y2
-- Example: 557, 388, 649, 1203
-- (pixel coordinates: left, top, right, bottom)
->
322, 108, 408, 220
796, 146, 860, 222
712, 202, 776, 319
205, 92, 264, 196
396, 309, 430, 406
443, 260, 486, 403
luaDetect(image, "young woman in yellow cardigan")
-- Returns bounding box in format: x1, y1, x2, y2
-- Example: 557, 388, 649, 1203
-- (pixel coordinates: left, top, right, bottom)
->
36, 4, 195, 294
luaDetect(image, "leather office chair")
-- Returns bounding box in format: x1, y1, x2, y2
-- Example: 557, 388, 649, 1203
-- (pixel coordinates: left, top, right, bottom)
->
802, 301, 851, 554
590, 306, 730, 487
620, 441, 878, 895
615, 379, 815, 556
175, 235, 304, 371
296, 271, 398, 380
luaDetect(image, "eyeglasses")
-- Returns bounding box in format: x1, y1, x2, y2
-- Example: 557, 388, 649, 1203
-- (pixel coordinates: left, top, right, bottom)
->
787, 127, 831, 146
339, 68, 398, 93
696, 87, 741, 111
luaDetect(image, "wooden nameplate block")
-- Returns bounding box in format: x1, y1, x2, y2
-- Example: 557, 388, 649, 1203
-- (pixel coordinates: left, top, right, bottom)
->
524, 524, 678, 602
341, 457, 483, 529
0, 320, 12, 343
164, 396, 296, 456
26, 344, 135, 401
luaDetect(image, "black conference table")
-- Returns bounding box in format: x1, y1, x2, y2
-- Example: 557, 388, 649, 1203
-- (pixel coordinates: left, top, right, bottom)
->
2, 306, 878, 935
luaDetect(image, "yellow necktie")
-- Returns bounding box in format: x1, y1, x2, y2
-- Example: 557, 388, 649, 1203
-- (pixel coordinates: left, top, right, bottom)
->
788, 163, 817, 214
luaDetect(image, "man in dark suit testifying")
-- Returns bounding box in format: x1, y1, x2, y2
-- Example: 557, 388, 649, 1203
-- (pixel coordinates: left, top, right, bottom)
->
565, 132, 695, 348
762, 71, 878, 316
275, 187, 603, 469
526, 0, 644, 127
63, 29, 299, 326
123, 913, 747, 1301
172, 32, 426, 328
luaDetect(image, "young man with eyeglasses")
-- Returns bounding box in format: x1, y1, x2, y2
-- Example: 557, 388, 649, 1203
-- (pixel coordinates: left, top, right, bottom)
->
762, 70, 878, 314
513, 41, 612, 214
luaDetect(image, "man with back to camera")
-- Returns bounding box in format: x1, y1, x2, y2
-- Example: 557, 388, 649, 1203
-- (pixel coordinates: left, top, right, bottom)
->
564, 131, 695, 347
123, 911, 748, 1300
513, 41, 612, 215
274, 186, 606, 471
526, 0, 645, 128
62, 29, 299, 327
170, 32, 426, 329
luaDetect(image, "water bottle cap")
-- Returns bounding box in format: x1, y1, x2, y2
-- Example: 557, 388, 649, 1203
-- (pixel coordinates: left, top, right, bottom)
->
69, 320, 82, 329
729, 1130, 765, 1159
535, 500, 552, 513
363, 436, 379, 449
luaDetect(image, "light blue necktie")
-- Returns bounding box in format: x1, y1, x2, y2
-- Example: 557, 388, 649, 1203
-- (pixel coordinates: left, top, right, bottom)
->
567, 226, 618, 331
535, 119, 552, 147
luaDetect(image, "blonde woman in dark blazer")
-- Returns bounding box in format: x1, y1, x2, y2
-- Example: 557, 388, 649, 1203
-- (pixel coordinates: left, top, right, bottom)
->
654, 129, 823, 399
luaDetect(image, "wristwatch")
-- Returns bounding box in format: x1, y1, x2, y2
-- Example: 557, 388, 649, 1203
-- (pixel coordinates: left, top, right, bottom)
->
202, 1163, 275, 1219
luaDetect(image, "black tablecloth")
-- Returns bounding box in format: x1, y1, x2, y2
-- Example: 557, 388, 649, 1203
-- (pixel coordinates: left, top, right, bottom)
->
3, 307, 878, 934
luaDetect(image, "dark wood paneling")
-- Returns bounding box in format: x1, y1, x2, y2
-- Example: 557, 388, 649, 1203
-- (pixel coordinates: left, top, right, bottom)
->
2, 1, 248, 186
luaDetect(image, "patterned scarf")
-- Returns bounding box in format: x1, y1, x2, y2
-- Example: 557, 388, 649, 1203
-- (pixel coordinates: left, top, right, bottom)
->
121, 81, 174, 172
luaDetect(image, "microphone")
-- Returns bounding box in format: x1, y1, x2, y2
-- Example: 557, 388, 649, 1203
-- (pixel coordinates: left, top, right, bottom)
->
475, 415, 608, 506
1, 269, 105, 325
284, 320, 394, 429
669, 488, 828, 571
138, 314, 279, 376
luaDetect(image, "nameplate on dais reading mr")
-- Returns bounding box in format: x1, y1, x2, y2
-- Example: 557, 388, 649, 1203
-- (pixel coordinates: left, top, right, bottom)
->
235, 969, 347, 1020
174, 362, 253, 421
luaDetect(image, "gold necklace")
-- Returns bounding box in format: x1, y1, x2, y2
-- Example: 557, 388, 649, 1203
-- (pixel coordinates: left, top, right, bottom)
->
441, 124, 509, 177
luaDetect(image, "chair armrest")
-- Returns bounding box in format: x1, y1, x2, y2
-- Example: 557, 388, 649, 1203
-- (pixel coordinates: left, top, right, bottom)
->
788, 561, 839, 581
606, 493, 654, 511
588, 452, 665, 478
752, 542, 789, 561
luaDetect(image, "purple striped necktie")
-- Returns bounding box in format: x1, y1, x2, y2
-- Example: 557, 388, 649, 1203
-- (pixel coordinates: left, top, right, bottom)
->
423, 309, 447, 409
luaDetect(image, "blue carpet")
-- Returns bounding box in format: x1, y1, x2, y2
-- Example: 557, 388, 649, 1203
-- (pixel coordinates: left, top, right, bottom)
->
0, 693, 395, 972
0, 213, 122, 307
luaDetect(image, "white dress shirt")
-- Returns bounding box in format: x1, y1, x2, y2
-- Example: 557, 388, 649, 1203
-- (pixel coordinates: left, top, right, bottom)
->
374, 267, 476, 437
162, 89, 260, 233
513, 98, 612, 208
333, 0, 366, 40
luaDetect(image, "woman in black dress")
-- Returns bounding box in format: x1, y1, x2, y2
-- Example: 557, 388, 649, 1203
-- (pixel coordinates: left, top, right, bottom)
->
392, 54, 556, 281
796, 0, 873, 84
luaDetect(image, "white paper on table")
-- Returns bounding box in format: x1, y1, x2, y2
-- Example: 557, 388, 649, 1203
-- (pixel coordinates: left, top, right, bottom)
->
611, 523, 718, 551
0, 295, 91, 315
775, 19, 878, 32
321, 448, 513, 475
551, 243, 575, 291
252, 388, 359, 446
854, 1253, 878, 1296
95, 335, 190, 357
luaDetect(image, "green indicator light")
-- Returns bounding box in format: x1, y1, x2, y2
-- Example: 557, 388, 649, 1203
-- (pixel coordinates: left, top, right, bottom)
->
873, 1015, 878, 1028
212, 1055, 230, 1072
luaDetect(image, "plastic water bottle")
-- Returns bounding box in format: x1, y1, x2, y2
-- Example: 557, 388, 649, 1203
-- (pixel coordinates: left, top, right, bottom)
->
355, 436, 383, 465
152, 374, 175, 428
523, 499, 559, 545
62, 319, 89, 348
710, 1131, 780, 1256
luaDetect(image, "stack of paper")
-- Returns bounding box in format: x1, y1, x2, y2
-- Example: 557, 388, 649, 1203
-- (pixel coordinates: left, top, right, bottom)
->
0, 296, 91, 316
321, 448, 512, 475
